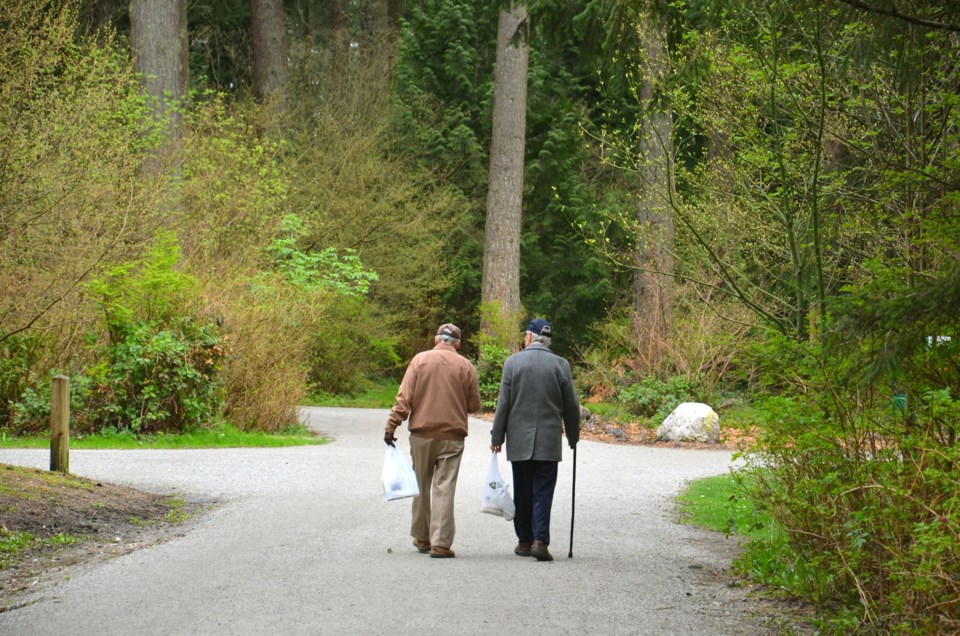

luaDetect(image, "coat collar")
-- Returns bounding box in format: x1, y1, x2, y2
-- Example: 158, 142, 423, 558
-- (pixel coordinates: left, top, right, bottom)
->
522, 342, 551, 352
434, 342, 458, 352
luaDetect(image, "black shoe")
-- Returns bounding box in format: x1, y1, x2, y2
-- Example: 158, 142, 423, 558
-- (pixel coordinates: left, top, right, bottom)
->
514, 542, 532, 557
530, 540, 553, 562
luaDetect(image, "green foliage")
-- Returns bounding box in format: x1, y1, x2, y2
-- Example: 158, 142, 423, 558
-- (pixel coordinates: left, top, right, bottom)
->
0, 0, 161, 347
392, 0, 629, 355
0, 423, 324, 449
475, 343, 510, 412
676, 473, 766, 538
10, 320, 226, 435
0, 531, 81, 568
87, 232, 198, 338
617, 375, 706, 422
6, 230, 227, 435
392, 0, 496, 185
264, 215, 379, 297
740, 387, 960, 632
286, 34, 465, 365
308, 296, 400, 395
92, 320, 226, 434
475, 301, 523, 352
0, 333, 42, 429
520, 45, 626, 353
308, 379, 400, 409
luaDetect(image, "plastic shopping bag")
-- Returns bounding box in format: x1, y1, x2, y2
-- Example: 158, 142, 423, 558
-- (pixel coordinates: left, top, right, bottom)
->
382, 444, 420, 501
480, 453, 515, 521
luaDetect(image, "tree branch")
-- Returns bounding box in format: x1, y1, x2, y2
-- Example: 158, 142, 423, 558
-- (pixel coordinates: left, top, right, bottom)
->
835, 0, 960, 33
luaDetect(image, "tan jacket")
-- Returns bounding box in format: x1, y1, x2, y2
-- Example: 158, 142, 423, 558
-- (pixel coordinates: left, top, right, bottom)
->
385, 343, 481, 440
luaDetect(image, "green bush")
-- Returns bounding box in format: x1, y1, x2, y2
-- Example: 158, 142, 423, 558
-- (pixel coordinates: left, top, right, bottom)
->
94, 320, 226, 433
0, 333, 42, 429
7, 233, 228, 436
475, 343, 510, 411
740, 390, 960, 633
9, 320, 226, 435
617, 375, 707, 422
309, 298, 400, 396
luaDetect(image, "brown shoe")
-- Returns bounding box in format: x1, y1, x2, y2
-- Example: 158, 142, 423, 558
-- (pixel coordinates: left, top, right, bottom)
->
429, 546, 456, 559
412, 538, 431, 554
530, 540, 553, 562
514, 542, 532, 557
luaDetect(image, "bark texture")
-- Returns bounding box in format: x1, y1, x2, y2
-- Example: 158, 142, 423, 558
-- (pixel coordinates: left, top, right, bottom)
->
129, 0, 188, 138
482, 2, 529, 347
633, 14, 675, 365
252, 0, 289, 105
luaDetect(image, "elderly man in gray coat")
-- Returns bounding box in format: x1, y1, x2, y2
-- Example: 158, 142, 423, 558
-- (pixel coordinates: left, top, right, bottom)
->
490, 318, 580, 562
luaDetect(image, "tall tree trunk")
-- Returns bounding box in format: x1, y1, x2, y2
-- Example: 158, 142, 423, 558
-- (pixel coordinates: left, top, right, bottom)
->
129, 0, 188, 176
332, 0, 343, 34
481, 2, 528, 349
252, 0, 289, 107
332, 0, 345, 77
387, 0, 402, 29
129, 0, 188, 140
632, 15, 675, 368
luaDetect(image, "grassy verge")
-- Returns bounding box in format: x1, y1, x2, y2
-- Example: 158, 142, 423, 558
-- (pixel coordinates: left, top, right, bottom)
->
676, 473, 765, 536
677, 473, 825, 624
306, 379, 399, 409
0, 423, 326, 449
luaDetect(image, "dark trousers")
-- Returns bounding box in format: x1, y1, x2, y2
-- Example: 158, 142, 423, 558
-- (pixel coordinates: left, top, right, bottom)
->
511, 460, 559, 546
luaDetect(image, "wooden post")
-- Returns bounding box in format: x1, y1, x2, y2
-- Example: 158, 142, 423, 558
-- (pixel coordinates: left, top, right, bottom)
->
50, 375, 70, 473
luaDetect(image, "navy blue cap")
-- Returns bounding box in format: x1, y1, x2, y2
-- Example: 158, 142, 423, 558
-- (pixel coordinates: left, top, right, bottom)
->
526, 318, 552, 337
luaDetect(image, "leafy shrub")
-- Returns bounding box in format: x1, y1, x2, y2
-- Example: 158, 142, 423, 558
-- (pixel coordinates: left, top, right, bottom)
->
617, 375, 706, 422
740, 390, 960, 633
87, 232, 198, 340
0, 333, 42, 429
93, 320, 226, 434
475, 343, 510, 411
309, 296, 400, 395
9, 320, 226, 435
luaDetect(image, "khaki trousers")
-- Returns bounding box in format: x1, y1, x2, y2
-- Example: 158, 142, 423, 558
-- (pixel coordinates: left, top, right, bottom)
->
409, 435, 464, 549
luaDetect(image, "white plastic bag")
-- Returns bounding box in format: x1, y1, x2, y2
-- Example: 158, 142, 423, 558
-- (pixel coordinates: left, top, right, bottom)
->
480, 453, 515, 521
382, 444, 420, 501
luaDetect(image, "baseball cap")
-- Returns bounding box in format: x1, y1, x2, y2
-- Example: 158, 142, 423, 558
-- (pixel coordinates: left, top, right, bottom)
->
525, 318, 552, 337
436, 323, 462, 340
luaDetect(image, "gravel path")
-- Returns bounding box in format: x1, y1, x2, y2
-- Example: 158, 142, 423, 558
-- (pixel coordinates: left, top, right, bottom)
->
0, 407, 790, 635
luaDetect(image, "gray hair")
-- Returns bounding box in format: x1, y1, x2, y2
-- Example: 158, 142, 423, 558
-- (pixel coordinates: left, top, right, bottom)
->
527, 332, 552, 347
437, 335, 460, 345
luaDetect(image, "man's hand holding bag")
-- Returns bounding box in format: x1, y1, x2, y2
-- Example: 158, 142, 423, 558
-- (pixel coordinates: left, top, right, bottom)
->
480, 452, 515, 521
382, 444, 420, 501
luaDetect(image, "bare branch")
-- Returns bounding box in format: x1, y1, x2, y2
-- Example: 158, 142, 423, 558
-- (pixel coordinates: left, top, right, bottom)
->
834, 0, 960, 33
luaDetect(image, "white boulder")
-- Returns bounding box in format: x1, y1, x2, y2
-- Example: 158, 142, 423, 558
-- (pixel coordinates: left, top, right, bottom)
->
656, 402, 720, 443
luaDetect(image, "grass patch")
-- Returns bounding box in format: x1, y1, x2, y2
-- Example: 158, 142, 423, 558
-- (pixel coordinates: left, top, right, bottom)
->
676, 473, 767, 537
307, 379, 399, 409
581, 400, 635, 422
0, 531, 33, 555
0, 423, 326, 449
0, 531, 82, 569
677, 473, 824, 608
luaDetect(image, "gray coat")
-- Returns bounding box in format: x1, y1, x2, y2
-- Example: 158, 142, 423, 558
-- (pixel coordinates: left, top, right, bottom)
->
490, 343, 581, 462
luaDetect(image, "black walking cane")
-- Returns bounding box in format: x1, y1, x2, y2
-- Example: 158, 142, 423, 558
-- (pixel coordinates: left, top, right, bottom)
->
568, 444, 577, 558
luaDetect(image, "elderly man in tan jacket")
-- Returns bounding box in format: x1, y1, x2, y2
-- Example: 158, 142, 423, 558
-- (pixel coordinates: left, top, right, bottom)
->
385, 323, 481, 558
